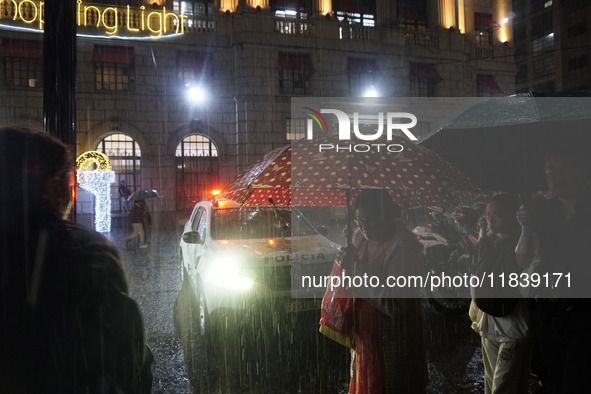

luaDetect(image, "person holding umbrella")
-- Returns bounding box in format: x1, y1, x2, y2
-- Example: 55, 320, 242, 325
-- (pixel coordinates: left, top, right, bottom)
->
516, 144, 591, 393
125, 198, 149, 248
469, 193, 531, 394
336, 189, 427, 393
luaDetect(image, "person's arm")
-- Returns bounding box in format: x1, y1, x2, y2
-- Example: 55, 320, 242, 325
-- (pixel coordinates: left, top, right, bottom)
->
515, 204, 539, 269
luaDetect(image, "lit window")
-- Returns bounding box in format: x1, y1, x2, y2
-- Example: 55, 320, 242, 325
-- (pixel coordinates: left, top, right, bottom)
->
286, 118, 306, 141
176, 134, 218, 157
333, 0, 376, 27
175, 134, 219, 213
273, 0, 310, 35
173, 0, 214, 16
533, 33, 554, 54
96, 133, 141, 212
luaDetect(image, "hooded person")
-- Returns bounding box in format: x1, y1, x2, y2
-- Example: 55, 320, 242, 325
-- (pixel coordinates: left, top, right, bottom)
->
0, 127, 152, 393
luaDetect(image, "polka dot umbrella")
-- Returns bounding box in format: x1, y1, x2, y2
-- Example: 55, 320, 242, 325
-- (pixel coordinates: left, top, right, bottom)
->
219, 135, 482, 210
290, 135, 483, 209
218, 145, 348, 207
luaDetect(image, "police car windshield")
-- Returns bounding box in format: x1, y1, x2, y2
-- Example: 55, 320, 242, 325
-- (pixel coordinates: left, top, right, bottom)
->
211, 207, 317, 240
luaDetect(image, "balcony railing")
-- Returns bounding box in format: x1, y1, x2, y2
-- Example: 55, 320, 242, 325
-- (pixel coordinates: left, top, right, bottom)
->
476, 46, 495, 59
404, 31, 440, 49
340, 25, 378, 41
184, 17, 216, 33
274, 18, 312, 35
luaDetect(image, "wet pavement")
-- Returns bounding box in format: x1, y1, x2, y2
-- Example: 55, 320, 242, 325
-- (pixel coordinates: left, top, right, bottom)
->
105, 220, 502, 394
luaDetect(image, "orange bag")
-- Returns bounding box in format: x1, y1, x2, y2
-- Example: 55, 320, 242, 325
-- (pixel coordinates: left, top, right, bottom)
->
319, 260, 354, 350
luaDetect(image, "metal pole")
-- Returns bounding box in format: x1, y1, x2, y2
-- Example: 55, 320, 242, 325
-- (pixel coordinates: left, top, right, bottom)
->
43, 0, 77, 221
43, 0, 76, 147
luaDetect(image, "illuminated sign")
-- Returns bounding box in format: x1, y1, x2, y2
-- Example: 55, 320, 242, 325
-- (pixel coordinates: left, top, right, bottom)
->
0, 0, 188, 36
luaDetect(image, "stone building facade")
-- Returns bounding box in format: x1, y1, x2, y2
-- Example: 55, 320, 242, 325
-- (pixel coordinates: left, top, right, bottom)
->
0, 0, 516, 224
513, 0, 591, 93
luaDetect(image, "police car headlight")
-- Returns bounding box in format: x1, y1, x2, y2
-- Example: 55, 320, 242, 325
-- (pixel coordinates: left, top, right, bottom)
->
207, 257, 253, 290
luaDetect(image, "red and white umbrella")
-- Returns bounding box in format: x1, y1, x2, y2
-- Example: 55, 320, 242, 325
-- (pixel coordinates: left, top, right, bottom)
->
219, 145, 346, 206
291, 135, 483, 209
219, 136, 483, 209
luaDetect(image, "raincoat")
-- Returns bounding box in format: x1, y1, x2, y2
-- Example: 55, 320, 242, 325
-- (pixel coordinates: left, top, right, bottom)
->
322, 223, 427, 394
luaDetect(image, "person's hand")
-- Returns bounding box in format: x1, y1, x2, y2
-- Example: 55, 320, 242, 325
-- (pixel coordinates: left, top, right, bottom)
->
478, 215, 487, 232
516, 204, 533, 226
336, 243, 357, 272
477, 215, 489, 239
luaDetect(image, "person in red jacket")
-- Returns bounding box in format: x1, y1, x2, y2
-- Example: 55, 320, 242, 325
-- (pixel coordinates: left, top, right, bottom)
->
337, 189, 427, 393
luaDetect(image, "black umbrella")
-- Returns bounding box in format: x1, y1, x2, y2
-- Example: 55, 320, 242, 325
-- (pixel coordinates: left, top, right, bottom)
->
420, 93, 591, 192
128, 189, 162, 202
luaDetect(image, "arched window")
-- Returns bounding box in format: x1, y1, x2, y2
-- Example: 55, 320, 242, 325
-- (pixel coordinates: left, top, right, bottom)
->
96, 133, 141, 212
175, 134, 219, 213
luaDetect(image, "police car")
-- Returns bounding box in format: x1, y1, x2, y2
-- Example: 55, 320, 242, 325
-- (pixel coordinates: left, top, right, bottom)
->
179, 199, 340, 337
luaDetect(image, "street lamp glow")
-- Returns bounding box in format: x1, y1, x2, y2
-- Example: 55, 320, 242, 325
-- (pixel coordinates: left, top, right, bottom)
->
363, 86, 379, 97
186, 86, 207, 104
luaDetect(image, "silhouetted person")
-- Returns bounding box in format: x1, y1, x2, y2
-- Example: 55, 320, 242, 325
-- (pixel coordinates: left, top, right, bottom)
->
0, 127, 152, 393
125, 199, 149, 248
517, 145, 591, 393
119, 179, 131, 213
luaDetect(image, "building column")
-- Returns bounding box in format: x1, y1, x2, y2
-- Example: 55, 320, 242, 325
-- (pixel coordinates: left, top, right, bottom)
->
245, 0, 269, 9
314, 0, 332, 17
493, 0, 512, 43
219, 0, 239, 13
463, 0, 474, 34
457, 0, 466, 33
438, 0, 456, 28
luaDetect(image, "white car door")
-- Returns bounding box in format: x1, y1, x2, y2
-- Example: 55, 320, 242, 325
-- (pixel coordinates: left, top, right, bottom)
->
185, 206, 208, 279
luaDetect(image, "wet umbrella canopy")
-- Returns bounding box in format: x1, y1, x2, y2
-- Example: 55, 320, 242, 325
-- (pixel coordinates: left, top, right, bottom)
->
219, 145, 348, 206
420, 94, 591, 192
128, 189, 163, 202
221, 136, 483, 209
291, 135, 483, 209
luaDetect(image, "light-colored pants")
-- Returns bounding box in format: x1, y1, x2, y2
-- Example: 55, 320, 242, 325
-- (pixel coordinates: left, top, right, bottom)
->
482, 337, 531, 394
124, 223, 145, 245
120, 197, 128, 212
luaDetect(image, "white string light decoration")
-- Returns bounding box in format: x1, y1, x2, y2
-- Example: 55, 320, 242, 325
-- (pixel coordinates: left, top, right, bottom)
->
76, 151, 115, 233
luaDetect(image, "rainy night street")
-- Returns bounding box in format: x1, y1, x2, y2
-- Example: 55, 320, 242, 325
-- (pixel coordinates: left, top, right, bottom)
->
106, 217, 494, 394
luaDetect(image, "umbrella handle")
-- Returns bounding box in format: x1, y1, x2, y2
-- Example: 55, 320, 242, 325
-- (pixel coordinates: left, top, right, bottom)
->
345, 189, 353, 244
268, 198, 289, 230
